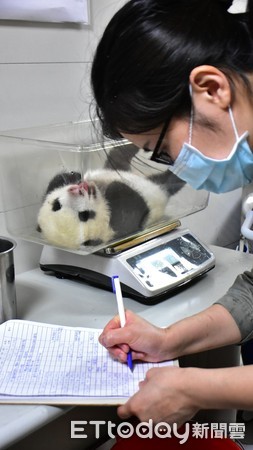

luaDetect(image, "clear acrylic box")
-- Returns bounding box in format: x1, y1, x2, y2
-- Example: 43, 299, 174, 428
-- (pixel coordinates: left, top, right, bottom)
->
0, 120, 209, 255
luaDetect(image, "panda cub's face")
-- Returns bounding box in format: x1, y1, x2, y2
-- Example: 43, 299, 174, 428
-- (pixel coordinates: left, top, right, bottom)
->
37, 172, 114, 250
50, 181, 97, 220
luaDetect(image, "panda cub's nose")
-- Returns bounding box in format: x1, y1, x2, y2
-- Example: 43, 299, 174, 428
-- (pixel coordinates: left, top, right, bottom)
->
68, 182, 96, 197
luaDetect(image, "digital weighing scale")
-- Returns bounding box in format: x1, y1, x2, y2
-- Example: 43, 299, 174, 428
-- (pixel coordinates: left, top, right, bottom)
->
40, 221, 215, 304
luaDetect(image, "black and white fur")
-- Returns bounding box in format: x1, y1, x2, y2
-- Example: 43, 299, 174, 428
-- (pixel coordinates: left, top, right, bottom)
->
37, 169, 171, 249
37, 144, 186, 250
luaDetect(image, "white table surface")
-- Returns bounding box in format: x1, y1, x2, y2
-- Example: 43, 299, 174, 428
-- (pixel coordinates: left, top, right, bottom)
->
0, 245, 253, 449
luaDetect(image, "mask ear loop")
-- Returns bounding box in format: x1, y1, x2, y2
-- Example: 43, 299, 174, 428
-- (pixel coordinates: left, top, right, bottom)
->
188, 84, 193, 146
228, 106, 239, 140
188, 86, 239, 145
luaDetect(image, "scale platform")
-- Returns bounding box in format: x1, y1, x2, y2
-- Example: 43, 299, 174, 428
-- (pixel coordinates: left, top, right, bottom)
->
40, 224, 215, 305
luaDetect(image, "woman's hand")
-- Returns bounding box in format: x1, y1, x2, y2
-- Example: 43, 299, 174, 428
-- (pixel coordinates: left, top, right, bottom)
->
99, 304, 242, 365
118, 366, 199, 427
117, 363, 253, 426
99, 310, 171, 363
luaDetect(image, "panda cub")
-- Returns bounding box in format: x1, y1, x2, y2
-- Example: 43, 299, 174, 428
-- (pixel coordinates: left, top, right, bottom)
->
37, 169, 168, 250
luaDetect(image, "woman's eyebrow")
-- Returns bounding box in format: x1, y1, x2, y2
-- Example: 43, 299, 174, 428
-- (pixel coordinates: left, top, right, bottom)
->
143, 133, 170, 153
142, 140, 153, 152
162, 142, 171, 155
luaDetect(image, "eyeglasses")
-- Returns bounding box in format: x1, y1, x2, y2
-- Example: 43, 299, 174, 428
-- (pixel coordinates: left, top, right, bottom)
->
150, 118, 174, 165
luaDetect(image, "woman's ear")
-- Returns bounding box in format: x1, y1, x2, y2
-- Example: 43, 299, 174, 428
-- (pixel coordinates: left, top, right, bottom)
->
189, 65, 231, 109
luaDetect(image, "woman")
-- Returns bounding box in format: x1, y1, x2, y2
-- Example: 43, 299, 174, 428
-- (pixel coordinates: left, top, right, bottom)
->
91, 0, 253, 426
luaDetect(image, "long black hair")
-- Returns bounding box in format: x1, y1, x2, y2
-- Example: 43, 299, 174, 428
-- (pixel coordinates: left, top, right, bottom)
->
91, 0, 253, 139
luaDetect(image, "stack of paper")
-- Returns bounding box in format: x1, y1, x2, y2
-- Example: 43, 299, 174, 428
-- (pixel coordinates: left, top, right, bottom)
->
0, 320, 176, 405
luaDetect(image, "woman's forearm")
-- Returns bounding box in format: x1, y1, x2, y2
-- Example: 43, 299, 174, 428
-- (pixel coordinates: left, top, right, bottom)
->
186, 364, 253, 412
165, 304, 242, 359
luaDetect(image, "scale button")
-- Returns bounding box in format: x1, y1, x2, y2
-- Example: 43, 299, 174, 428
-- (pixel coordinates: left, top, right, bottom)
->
146, 280, 153, 287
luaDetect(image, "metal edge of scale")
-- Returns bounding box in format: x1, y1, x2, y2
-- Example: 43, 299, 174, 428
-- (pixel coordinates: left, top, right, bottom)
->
40, 220, 216, 305
100, 219, 182, 255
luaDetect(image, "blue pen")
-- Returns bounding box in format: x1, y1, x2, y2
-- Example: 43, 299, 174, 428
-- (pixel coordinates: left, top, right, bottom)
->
111, 275, 133, 372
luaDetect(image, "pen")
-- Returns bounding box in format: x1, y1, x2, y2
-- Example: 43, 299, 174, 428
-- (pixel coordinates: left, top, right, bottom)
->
111, 275, 134, 372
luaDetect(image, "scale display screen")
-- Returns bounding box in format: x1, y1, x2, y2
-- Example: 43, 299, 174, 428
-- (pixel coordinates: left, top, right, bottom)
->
126, 233, 213, 291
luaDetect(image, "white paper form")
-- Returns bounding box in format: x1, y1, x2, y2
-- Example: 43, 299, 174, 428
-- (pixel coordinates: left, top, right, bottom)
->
0, 1, 89, 24
0, 320, 175, 402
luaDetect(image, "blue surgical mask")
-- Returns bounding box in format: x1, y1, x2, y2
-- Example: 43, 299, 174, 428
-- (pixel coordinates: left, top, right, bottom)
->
169, 106, 253, 193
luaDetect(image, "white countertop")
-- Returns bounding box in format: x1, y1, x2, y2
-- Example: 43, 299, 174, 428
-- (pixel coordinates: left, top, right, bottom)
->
1, 245, 253, 448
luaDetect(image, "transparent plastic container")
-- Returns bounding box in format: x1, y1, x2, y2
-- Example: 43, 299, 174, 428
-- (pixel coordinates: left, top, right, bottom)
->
0, 120, 209, 255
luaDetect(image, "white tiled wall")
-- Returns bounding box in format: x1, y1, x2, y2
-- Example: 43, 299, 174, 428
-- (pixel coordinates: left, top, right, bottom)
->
0, 0, 127, 130
0, 0, 242, 274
